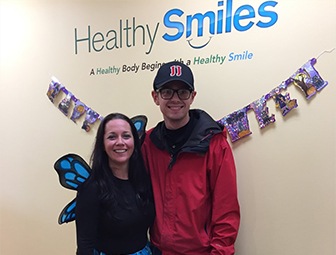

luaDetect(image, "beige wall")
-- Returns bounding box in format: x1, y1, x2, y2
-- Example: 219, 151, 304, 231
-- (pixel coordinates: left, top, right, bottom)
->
0, 0, 335, 254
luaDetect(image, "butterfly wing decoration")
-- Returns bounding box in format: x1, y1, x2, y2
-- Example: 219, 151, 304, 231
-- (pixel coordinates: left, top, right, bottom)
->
53, 115, 148, 224
58, 198, 77, 224
131, 115, 147, 144
54, 153, 91, 224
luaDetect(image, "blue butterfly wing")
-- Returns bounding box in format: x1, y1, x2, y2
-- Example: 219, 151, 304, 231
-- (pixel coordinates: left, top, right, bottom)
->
54, 153, 91, 224
131, 115, 147, 144
58, 198, 76, 224
54, 153, 91, 190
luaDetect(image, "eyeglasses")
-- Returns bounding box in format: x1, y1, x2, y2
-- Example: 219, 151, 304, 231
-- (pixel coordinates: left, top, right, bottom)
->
157, 88, 192, 100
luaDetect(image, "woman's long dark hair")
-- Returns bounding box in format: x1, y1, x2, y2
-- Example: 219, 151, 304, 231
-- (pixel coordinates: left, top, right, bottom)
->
90, 113, 152, 215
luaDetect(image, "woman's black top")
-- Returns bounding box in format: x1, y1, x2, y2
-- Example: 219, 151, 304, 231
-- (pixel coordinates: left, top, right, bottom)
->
75, 174, 155, 255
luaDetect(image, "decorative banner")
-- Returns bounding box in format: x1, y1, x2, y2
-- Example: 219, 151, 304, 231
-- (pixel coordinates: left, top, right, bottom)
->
70, 100, 86, 123
58, 93, 72, 116
290, 58, 328, 99
249, 95, 276, 129
217, 57, 328, 142
81, 109, 101, 132
218, 107, 252, 143
46, 77, 104, 132
47, 58, 329, 140
46, 77, 63, 103
273, 91, 298, 116
265, 80, 297, 116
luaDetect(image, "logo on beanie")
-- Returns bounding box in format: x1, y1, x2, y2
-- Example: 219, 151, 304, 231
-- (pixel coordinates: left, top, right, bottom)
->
170, 65, 182, 77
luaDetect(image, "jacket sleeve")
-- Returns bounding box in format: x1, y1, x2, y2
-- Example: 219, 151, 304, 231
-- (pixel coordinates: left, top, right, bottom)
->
207, 133, 240, 255
75, 180, 100, 255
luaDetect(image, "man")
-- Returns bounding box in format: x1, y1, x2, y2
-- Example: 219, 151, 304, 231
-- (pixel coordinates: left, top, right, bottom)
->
142, 61, 240, 255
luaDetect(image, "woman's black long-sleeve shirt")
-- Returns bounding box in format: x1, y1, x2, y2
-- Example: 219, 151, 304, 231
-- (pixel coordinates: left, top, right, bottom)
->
75, 175, 155, 255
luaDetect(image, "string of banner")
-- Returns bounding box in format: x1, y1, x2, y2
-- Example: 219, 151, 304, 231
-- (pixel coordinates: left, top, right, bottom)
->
46, 50, 334, 142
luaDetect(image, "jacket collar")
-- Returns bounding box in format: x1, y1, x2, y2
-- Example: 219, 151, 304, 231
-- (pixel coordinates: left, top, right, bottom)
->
150, 109, 223, 155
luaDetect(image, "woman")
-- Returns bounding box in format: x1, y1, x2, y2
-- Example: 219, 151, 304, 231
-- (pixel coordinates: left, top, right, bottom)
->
75, 113, 155, 255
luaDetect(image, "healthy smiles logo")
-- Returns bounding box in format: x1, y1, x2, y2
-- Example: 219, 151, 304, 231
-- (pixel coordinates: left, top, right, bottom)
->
163, 0, 278, 49
74, 0, 278, 55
